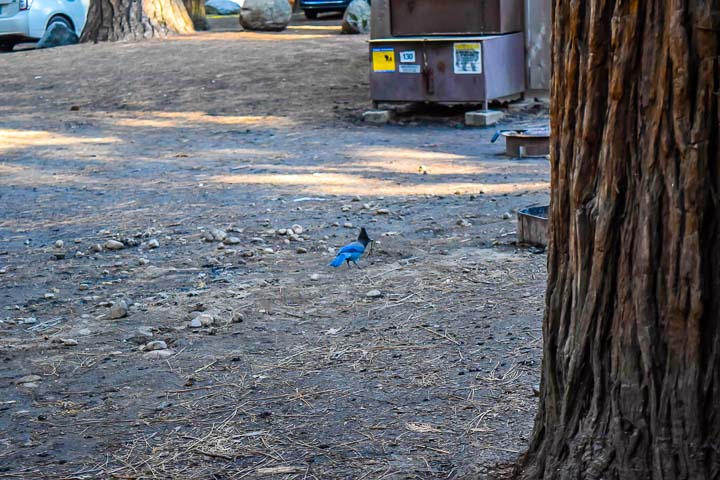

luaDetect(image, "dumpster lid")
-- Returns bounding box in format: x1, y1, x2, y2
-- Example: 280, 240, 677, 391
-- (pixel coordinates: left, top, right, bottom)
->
369, 34, 510, 43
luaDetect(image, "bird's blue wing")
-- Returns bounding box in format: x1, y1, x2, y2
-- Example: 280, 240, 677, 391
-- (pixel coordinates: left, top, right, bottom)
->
339, 242, 365, 255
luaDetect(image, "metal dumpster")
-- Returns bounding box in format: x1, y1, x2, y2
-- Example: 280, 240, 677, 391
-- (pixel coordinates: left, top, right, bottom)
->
370, 0, 526, 106
370, 33, 525, 103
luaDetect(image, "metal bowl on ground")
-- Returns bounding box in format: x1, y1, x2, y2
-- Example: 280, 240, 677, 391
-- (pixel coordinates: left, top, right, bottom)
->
518, 205, 549, 246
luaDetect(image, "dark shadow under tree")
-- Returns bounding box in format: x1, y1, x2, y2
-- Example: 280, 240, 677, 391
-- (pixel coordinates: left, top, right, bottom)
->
519, 1, 719, 478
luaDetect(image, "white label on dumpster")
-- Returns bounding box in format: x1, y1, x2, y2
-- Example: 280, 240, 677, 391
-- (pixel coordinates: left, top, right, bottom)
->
399, 64, 421, 74
453, 43, 482, 74
399, 51, 416, 63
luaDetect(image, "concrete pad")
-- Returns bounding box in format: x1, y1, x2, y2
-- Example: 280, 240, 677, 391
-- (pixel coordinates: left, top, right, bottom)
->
363, 109, 393, 124
465, 110, 503, 127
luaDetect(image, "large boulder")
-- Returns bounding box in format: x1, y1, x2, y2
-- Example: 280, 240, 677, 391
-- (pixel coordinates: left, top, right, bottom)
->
239, 0, 291, 31
37, 22, 79, 49
341, 0, 371, 34
206, 0, 241, 15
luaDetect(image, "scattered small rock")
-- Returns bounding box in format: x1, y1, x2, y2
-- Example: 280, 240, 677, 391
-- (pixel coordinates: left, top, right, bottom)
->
189, 318, 203, 328
502, 212, 513, 220
343, 222, 353, 228
341, 205, 351, 212
54, 240, 64, 249
310, 274, 320, 281
376, 208, 390, 215
208, 228, 227, 242
224, 236, 241, 245
107, 300, 128, 319
91, 243, 103, 253
143, 349, 174, 360
60, 338, 78, 347
457, 219, 472, 227
232, 312, 244, 323
138, 258, 150, 265
291, 224, 303, 234
147, 239, 160, 249
296, 247, 308, 254
144, 340, 167, 351
193, 313, 214, 327
124, 237, 142, 247
366, 290, 383, 298
105, 240, 124, 251
137, 326, 154, 337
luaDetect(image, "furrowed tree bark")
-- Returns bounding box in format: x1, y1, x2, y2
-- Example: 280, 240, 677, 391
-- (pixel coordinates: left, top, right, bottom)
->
519, 1, 719, 479
81, 0, 195, 42
183, 0, 209, 31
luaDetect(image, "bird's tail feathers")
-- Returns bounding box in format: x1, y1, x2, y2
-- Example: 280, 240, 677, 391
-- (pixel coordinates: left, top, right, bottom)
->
330, 253, 350, 268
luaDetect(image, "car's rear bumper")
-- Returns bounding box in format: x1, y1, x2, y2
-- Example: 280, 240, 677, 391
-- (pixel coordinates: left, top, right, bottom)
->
0, 11, 31, 40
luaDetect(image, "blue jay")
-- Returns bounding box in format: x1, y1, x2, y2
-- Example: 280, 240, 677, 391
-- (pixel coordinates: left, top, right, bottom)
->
330, 227, 372, 269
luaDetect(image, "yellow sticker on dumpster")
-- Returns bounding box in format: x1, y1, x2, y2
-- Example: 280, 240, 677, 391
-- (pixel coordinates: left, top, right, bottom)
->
373, 48, 396, 72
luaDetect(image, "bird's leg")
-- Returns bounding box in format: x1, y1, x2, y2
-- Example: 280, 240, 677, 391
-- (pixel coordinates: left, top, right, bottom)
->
353, 261, 362, 270
346, 260, 352, 269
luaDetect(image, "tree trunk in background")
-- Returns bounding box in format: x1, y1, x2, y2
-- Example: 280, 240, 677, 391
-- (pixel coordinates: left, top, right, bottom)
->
520, 1, 719, 479
183, 0, 209, 31
81, 0, 195, 42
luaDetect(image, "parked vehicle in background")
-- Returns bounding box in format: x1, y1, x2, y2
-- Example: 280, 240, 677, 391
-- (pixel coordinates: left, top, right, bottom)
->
298, 0, 351, 19
0, 0, 88, 51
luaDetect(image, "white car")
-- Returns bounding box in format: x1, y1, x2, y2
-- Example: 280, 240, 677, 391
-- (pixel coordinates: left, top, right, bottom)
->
0, 0, 88, 51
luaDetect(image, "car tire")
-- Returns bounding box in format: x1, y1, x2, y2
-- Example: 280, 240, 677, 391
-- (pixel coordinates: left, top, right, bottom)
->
0, 41, 15, 52
47, 15, 74, 32
304, 10, 318, 19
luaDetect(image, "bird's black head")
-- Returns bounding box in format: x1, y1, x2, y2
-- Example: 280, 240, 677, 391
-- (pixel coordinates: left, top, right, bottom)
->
358, 227, 371, 247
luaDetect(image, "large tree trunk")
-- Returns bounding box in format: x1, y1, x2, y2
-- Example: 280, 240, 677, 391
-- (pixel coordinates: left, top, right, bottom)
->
520, 1, 719, 479
183, 0, 209, 31
81, 0, 195, 42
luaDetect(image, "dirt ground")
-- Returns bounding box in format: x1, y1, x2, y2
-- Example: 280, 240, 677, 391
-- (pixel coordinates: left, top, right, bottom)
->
0, 13, 550, 479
